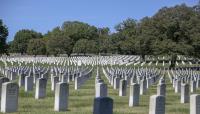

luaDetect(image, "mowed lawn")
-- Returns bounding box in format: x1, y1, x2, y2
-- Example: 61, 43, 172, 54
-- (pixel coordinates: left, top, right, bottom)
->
1, 67, 200, 114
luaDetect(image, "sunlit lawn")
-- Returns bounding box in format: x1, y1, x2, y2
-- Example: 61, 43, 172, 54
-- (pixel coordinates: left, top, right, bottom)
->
0, 66, 199, 114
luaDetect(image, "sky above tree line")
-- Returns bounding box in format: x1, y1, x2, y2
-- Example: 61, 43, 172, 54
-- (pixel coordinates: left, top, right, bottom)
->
0, 0, 198, 41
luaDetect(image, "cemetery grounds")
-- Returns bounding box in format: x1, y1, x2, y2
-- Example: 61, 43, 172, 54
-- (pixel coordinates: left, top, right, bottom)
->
0, 55, 199, 114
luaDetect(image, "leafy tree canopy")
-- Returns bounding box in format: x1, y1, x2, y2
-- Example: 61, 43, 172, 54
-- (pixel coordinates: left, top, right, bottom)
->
0, 19, 8, 55
11, 29, 42, 54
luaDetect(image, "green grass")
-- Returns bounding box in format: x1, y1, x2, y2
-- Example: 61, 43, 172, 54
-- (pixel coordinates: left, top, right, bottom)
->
0, 67, 200, 114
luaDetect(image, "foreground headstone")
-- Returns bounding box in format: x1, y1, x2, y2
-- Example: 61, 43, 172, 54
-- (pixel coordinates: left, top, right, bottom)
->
181, 83, 189, 103
54, 82, 69, 111
33, 73, 40, 84
1, 82, 19, 113
196, 80, 200, 88
93, 97, 113, 114
25, 76, 33, 92
190, 94, 200, 114
149, 95, 165, 114
175, 80, 181, 93
75, 77, 80, 90
129, 83, 140, 107
111, 76, 115, 86
10, 72, 17, 80
95, 82, 107, 97
35, 78, 47, 99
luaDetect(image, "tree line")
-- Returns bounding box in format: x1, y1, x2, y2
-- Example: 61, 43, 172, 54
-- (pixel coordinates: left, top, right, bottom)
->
1, 4, 200, 62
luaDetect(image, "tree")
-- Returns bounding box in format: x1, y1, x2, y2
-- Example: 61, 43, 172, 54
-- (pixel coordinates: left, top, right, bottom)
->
61, 21, 98, 42
114, 18, 139, 54
137, 4, 200, 64
73, 39, 98, 55
97, 27, 113, 54
27, 39, 46, 56
47, 33, 73, 56
6, 3, 200, 61
11, 29, 42, 54
0, 19, 8, 55
141, 38, 151, 61
119, 38, 137, 55
98, 36, 113, 53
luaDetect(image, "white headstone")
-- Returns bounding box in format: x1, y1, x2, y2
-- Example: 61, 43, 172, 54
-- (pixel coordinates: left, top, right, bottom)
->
149, 95, 165, 114
157, 83, 166, 96
190, 94, 200, 114
181, 83, 189, 103
95, 82, 107, 97
1, 82, 19, 113
119, 79, 127, 96
35, 78, 47, 99
129, 83, 140, 107
54, 82, 69, 111
25, 76, 33, 92
51, 76, 59, 91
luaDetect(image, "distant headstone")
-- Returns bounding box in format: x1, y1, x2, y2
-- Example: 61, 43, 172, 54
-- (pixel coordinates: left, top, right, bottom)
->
196, 79, 200, 88
95, 82, 107, 97
18, 74, 26, 87
113, 77, 120, 89
181, 83, 189, 103
33, 73, 40, 84
111, 76, 115, 86
78, 61, 82, 66
75, 77, 80, 90
119, 79, 127, 96
140, 79, 147, 95
51, 76, 59, 91
10, 72, 17, 80
157, 83, 166, 96
191, 81, 196, 93
175, 80, 181, 93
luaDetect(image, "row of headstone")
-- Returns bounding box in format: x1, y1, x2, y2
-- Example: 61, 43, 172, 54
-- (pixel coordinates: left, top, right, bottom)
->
149, 94, 200, 114
0, 55, 139, 67
75, 68, 93, 90
168, 69, 200, 104
0, 72, 199, 114
103, 67, 161, 97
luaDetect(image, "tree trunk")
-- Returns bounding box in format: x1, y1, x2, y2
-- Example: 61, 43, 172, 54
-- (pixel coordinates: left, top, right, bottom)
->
140, 54, 145, 62
170, 54, 177, 69
67, 53, 70, 57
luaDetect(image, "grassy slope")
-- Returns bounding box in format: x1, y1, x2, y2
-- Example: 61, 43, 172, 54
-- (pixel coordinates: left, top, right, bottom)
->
0, 67, 200, 114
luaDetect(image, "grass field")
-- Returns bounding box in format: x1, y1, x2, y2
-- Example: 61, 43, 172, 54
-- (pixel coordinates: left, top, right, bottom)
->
0, 66, 200, 114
